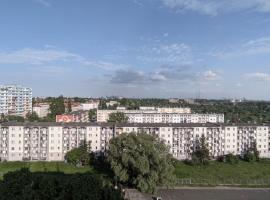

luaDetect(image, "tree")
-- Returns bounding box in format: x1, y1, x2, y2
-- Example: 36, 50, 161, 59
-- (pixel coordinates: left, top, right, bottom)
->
49, 96, 65, 119
107, 133, 175, 193
67, 100, 72, 113
6, 115, 25, 122
243, 142, 260, 162
89, 109, 97, 122
0, 168, 123, 200
26, 111, 39, 122
192, 135, 210, 165
65, 142, 90, 166
108, 112, 128, 123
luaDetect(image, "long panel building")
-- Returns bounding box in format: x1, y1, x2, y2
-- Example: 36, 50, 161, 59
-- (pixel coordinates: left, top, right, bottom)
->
0, 122, 269, 161
97, 109, 224, 123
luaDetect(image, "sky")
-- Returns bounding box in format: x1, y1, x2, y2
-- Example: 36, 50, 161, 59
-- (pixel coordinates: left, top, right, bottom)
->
1, 0, 270, 99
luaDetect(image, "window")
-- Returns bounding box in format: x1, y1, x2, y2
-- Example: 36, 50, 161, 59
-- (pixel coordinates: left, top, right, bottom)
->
11, 147, 15, 150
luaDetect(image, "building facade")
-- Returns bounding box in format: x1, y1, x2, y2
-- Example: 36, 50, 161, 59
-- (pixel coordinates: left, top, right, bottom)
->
0, 85, 32, 117
0, 122, 269, 161
33, 103, 50, 118
97, 109, 224, 124
56, 111, 89, 123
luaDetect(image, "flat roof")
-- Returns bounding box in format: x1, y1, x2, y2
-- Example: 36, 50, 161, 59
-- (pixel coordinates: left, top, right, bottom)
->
1, 122, 269, 128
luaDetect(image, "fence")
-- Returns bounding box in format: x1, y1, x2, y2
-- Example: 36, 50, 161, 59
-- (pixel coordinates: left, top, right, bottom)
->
177, 178, 270, 186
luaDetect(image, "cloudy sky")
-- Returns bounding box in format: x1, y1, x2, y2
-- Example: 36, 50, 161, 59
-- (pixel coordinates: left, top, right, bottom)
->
1, 0, 270, 99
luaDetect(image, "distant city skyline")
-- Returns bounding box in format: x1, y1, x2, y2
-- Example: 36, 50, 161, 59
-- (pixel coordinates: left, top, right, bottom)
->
1, 0, 270, 99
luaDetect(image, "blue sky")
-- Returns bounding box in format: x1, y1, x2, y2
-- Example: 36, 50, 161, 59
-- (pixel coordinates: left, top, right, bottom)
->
1, 0, 270, 99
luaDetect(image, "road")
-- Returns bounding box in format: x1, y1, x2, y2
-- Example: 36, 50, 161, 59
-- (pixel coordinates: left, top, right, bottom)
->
126, 188, 270, 200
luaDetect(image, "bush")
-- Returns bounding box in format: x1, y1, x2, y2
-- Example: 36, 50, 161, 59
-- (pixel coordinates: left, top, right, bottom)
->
243, 151, 257, 162
0, 168, 123, 200
224, 154, 239, 164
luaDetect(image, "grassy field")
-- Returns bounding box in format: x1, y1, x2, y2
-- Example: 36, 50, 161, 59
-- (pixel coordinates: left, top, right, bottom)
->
174, 160, 270, 186
0, 161, 93, 179
1, 160, 270, 186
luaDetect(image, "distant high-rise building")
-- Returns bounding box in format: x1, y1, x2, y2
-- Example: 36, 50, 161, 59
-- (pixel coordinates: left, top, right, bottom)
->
0, 85, 32, 117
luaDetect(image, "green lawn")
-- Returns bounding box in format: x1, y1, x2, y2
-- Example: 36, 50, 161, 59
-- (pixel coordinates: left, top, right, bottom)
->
1, 160, 270, 187
174, 160, 270, 186
0, 161, 93, 179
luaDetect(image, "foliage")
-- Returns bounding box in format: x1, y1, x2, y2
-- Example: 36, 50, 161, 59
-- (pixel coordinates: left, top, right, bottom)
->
89, 109, 97, 122
219, 154, 239, 164
5, 115, 25, 122
191, 135, 210, 165
0, 168, 123, 200
243, 142, 260, 162
67, 100, 72, 113
49, 96, 65, 119
26, 111, 39, 122
108, 112, 128, 123
107, 133, 175, 193
65, 142, 91, 166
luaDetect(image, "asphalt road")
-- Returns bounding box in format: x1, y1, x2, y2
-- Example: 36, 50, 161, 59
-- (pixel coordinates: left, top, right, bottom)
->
141, 188, 270, 200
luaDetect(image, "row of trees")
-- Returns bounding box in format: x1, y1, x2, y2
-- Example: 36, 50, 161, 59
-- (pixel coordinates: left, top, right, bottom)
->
100, 98, 270, 123
189, 136, 260, 165
0, 169, 122, 200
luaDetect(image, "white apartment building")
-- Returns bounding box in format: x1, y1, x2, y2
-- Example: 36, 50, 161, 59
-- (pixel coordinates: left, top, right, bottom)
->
33, 103, 50, 118
97, 109, 224, 124
0, 122, 269, 161
0, 85, 32, 117
81, 101, 99, 110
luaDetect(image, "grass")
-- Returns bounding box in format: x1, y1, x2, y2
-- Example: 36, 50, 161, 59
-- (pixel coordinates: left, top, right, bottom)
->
174, 160, 270, 186
0, 161, 93, 179
1, 160, 270, 187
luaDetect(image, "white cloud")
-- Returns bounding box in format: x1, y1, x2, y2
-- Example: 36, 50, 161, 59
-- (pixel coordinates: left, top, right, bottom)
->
202, 70, 219, 81
160, 0, 270, 15
34, 0, 51, 7
0, 48, 81, 65
0, 47, 124, 71
139, 43, 192, 65
244, 72, 270, 81
210, 36, 270, 58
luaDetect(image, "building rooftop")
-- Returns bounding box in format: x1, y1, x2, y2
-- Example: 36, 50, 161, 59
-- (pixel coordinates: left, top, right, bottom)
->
1, 122, 269, 128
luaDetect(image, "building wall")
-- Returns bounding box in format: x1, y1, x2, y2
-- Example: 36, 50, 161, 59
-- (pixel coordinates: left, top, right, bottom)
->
33, 104, 50, 118
97, 109, 224, 124
1, 123, 270, 161
0, 85, 32, 117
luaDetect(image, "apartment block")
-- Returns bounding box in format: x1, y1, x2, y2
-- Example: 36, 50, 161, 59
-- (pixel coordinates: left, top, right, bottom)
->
0, 122, 269, 161
97, 109, 224, 124
33, 103, 50, 118
0, 85, 32, 117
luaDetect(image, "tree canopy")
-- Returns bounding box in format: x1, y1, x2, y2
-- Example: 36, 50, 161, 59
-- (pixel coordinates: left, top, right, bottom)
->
191, 135, 210, 165
65, 142, 91, 166
26, 111, 39, 122
108, 112, 128, 123
107, 133, 175, 193
0, 168, 123, 200
49, 96, 65, 118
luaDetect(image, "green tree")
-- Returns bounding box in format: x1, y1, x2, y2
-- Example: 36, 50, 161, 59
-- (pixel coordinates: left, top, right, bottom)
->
49, 96, 65, 119
107, 133, 175, 193
6, 115, 25, 122
243, 142, 260, 162
65, 142, 90, 166
26, 111, 39, 122
89, 109, 97, 122
192, 135, 210, 165
67, 100, 72, 113
108, 112, 128, 123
